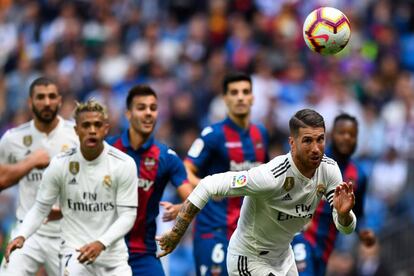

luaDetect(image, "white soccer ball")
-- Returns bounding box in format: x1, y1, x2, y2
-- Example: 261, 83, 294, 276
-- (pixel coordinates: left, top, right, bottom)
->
303, 7, 351, 55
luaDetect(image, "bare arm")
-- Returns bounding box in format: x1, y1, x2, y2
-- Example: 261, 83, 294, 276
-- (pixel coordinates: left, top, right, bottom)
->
161, 182, 193, 222
0, 149, 50, 192
184, 160, 200, 187
156, 199, 200, 257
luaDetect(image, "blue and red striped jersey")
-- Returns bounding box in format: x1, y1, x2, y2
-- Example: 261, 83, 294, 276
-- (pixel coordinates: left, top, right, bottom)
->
303, 147, 367, 263
186, 117, 269, 239
108, 130, 188, 254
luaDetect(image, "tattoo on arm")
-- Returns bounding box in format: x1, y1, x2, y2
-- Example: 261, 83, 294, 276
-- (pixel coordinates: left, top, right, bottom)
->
172, 200, 200, 236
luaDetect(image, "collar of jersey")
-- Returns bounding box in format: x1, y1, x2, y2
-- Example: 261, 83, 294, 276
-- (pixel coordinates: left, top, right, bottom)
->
224, 117, 250, 133
78, 141, 109, 165
30, 116, 64, 137
287, 152, 312, 182
121, 129, 154, 152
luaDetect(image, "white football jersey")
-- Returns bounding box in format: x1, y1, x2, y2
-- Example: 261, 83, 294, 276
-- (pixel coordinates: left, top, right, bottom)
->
188, 152, 356, 274
0, 117, 78, 237
35, 142, 138, 266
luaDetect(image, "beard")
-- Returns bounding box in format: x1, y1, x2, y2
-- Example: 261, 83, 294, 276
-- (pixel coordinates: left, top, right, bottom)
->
32, 106, 58, 124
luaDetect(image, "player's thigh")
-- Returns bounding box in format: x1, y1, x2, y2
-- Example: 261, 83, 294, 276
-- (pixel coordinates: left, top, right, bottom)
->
0, 233, 48, 276
0, 247, 40, 276
227, 253, 299, 276
60, 251, 94, 276
193, 234, 228, 276
37, 235, 61, 276
96, 261, 132, 276
291, 235, 315, 276
128, 253, 165, 276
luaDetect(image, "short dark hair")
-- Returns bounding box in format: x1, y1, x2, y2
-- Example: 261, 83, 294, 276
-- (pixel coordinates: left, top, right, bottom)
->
29, 77, 57, 97
126, 85, 158, 110
289, 109, 325, 137
222, 72, 252, 94
333, 113, 358, 130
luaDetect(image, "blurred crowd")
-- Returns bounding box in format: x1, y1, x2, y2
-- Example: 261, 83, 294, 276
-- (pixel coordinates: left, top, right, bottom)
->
1, 0, 414, 275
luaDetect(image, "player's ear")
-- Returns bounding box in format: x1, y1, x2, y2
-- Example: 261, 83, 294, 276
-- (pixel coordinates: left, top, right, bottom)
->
74, 125, 79, 136
125, 109, 131, 121
288, 136, 295, 151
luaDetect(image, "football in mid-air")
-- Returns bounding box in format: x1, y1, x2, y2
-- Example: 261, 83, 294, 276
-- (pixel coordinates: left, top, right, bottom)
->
303, 7, 351, 55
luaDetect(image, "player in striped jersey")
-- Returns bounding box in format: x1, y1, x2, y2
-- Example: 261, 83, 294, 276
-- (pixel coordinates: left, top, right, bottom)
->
0, 77, 78, 276
5, 100, 138, 276
157, 109, 357, 276
292, 113, 375, 276
108, 85, 192, 276
184, 72, 269, 276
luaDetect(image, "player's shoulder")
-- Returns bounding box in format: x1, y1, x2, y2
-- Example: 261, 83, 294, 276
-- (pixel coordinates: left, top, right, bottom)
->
62, 119, 75, 128
250, 122, 268, 135
106, 144, 136, 168
56, 147, 78, 159
3, 121, 32, 137
260, 154, 291, 182
154, 140, 179, 157
321, 155, 337, 167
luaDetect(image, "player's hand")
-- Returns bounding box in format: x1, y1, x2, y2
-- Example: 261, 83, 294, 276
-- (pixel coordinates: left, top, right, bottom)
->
156, 230, 181, 258
160, 202, 181, 222
44, 206, 63, 224
5, 236, 25, 262
359, 229, 376, 247
77, 241, 106, 264
28, 149, 50, 169
333, 182, 355, 216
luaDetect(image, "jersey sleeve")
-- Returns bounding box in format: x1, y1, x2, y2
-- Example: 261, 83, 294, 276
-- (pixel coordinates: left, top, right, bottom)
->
116, 157, 138, 208
166, 148, 188, 188
188, 163, 275, 209
36, 156, 63, 205
0, 131, 11, 164
186, 126, 216, 170
259, 125, 270, 162
324, 163, 343, 207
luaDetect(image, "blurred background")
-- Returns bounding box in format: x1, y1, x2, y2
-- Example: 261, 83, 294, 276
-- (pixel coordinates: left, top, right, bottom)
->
0, 0, 414, 275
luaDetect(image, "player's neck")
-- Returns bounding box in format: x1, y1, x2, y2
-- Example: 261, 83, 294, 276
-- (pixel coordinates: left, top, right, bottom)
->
81, 143, 104, 161
332, 148, 350, 165
128, 128, 150, 150
292, 156, 316, 179
33, 117, 59, 135
228, 113, 250, 129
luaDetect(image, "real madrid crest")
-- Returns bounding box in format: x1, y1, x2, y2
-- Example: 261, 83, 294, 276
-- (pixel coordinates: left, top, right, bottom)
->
316, 183, 327, 197
144, 157, 156, 170
69, 161, 79, 175
23, 135, 32, 147
283, 177, 294, 191
103, 175, 112, 188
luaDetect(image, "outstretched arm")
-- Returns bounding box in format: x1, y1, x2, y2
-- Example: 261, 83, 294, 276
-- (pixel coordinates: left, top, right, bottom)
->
156, 199, 200, 257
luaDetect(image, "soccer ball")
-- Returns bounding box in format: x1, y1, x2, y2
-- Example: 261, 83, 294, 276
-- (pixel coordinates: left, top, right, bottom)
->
303, 7, 351, 55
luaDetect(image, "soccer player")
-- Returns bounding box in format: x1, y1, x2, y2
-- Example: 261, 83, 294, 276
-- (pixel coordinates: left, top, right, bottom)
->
157, 108, 357, 275
5, 100, 138, 276
185, 72, 269, 276
108, 84, 192, 276
292, 113, 375, 276
0, 77, 78, 276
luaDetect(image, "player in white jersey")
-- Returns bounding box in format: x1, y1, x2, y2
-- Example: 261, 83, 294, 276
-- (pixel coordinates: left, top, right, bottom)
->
157, 109, 357, 275
0, 77, 78, 276
5, 100, 138, 276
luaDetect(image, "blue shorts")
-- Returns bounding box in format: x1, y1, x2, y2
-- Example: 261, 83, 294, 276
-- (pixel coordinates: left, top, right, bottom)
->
128, 253, 165, 276
193, 231, 229, 276
291, 234, 327, 276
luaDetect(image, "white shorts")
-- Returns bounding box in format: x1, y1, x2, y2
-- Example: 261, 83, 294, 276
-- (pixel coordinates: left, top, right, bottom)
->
60, 248, 132, 276
226, 251, 298, 276
0, 231, 61, 276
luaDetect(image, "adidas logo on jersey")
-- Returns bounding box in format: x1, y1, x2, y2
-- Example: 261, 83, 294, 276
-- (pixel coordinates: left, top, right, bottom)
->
69, 178, 77, 185
282, 193, 292, 201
